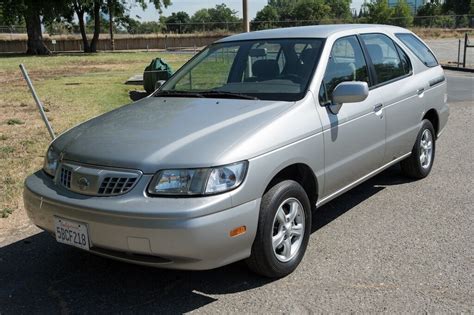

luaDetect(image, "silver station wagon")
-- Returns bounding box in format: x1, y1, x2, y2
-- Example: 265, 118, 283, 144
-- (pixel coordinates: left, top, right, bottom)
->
24, 24, 449, 277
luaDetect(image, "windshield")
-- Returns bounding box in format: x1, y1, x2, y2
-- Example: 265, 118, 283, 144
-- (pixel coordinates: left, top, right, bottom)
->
157, 38, 324, 101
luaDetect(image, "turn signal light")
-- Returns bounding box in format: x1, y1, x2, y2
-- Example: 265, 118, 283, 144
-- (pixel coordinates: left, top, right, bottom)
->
230, 226, 246, 237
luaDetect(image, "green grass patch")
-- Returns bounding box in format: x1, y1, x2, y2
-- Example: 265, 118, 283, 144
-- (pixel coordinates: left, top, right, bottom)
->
1, 208, 14, 218
6, 119, 25, 125
0, 146, 14, 153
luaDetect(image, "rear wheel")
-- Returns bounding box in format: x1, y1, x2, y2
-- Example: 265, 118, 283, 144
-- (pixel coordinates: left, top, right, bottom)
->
401, 119, 436, 179
246, 180, 311, 278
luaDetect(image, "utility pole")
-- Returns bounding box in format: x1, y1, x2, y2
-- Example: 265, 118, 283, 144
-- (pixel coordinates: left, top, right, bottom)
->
242, 0, 249, 32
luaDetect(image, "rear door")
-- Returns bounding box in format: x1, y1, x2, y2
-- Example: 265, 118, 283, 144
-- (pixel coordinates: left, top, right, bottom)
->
360, 33, 422, 163
318, 35, 386, 197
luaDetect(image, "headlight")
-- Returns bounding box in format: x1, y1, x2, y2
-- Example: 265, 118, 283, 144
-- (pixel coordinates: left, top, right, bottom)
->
148, 161, 248, 196
43, 146, 59, 177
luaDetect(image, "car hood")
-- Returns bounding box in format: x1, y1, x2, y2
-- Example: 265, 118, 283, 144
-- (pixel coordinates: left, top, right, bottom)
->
54, 97, 292, 173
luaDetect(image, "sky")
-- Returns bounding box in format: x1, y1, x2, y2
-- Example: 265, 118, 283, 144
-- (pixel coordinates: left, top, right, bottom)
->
129, 0, 366, 21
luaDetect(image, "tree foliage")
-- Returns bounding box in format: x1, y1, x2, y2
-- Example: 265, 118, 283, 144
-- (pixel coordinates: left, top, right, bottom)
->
187, 4, 240, 32
326, 0, 352, 20
1, 0, 171, 54
415, 0, 472, 27
363, 0, 393, 24
292, 0, 331, 22
391, 0, 413, 27
164, 11, 190, 33
253, 0, 351, 29
443, 0, 472, 15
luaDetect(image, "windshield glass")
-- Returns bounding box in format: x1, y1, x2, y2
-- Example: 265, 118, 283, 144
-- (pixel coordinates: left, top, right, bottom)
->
157, 38, 324, 101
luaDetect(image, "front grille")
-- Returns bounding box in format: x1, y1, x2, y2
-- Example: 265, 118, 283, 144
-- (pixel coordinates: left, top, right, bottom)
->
56, 163, 141, 196
60, 167, 71, 188
98, 177, 137, 195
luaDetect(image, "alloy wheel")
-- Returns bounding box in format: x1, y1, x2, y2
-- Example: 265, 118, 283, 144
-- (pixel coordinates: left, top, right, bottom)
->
271, 197, 305, 262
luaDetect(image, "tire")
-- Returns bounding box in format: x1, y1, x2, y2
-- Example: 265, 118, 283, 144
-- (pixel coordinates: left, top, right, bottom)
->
246, 180, 311, 278
400, 119, 436, 179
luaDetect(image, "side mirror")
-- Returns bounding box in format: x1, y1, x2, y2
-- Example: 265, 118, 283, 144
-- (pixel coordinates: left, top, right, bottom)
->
331, 81, 369, 105
154, 80, 166, 90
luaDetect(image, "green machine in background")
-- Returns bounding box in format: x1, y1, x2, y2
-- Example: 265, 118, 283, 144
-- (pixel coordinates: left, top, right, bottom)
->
143, 58, 174, 94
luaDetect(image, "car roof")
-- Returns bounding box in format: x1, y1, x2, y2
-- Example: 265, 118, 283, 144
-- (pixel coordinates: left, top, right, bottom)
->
217, 24, 409, 42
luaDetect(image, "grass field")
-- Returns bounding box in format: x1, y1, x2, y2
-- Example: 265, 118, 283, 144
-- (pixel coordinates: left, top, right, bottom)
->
0, 52, 191, 218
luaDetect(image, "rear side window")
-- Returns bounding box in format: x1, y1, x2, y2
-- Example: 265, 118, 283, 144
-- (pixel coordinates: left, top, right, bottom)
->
361, 33, 408, 84
396, 33, 438, 67
319, 36, 370, 105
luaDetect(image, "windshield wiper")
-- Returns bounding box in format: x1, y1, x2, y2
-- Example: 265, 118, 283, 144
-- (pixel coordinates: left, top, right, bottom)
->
200, 91, 259, 100
155, 90, 204, 98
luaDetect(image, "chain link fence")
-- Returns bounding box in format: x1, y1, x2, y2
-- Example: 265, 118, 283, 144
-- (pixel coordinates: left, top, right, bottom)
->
1, 15, 472, 37
1, 15, 473, 66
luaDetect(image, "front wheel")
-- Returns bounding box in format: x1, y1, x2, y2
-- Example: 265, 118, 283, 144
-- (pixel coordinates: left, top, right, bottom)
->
246, 180, 311, 278
400, 119, 436, 179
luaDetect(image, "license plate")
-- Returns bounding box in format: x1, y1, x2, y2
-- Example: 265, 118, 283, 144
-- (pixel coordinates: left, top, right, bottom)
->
54, 217, 90, 250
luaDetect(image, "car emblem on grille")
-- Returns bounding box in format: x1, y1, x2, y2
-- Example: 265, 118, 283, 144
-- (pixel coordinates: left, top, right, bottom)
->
77, 177, 90, 191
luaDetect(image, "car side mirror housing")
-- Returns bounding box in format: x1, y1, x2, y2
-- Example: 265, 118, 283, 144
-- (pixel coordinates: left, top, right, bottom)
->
154, 80, 166, 90
331, 81, 369, 105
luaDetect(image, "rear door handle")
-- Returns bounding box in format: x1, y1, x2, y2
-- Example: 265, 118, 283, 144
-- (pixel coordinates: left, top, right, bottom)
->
373, 103, 383, 112
417, 88, 425, 95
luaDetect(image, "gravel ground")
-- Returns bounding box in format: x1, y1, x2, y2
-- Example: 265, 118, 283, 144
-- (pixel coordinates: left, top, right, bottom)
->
0, 73, 473, 313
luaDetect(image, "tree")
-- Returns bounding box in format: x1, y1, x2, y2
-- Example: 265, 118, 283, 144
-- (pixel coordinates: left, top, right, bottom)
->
443, 0, 471, 15
253, 5, 279, 30
443, 0, 472, 27
292, 0, 331, 22
364, 0, 393, 24
253, 0, 351, 29
189, 4, 239, 32
164, 12, 190, 33
392, 0, 413, 27
208, 3, 239, 23
1, 0, 66, 55
325, 0, 352, 20
267, 0, 297, 20
71, 0, 101, 53
416, 0, 443, 16
69, 0, 170, 53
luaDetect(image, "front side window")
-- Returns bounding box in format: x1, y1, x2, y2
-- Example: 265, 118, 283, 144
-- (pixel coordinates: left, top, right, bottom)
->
319, 35, 370, 105
396, 33, 438, 67
361, 33, 407, 84
158, 38, 324, 101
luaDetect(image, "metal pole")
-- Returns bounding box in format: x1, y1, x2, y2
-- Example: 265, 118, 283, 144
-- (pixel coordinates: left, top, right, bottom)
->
457, 39, 461, 68
242, 0, 250, 32
19, 64, 56, 140
463, 33, 468, 68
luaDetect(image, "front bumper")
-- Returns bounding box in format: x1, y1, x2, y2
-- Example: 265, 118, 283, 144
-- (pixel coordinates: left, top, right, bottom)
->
24, 171, 260, 270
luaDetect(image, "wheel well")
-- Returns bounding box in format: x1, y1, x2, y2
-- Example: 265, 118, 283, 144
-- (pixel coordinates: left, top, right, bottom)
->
265, 163, 318, 211
423, 109, 439, 138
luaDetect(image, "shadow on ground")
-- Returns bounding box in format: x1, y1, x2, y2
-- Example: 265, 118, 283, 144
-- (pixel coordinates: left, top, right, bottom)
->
0, 165, 412, 313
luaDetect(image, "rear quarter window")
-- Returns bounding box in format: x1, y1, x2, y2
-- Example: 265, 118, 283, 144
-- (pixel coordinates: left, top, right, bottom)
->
396, 33, 438, 67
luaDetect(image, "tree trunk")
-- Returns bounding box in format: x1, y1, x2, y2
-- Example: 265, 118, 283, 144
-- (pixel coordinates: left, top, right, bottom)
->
76, 9, 90, 52
24, 8, 50, 55
108, 0, 115, 51
89, 0, 101, 53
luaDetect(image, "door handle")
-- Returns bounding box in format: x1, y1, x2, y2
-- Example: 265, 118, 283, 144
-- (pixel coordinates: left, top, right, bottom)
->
373, 103, 383, 112
417, 88, 425, 95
